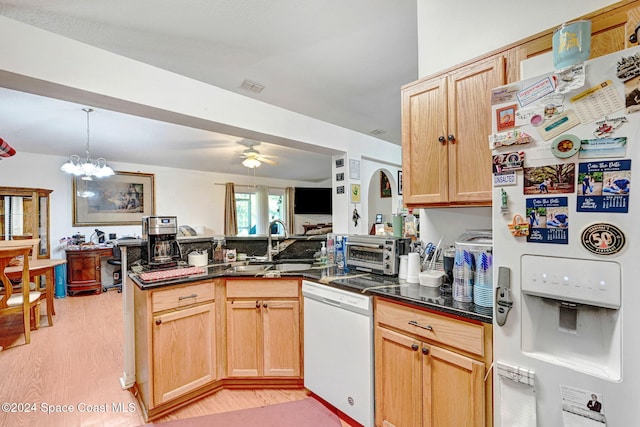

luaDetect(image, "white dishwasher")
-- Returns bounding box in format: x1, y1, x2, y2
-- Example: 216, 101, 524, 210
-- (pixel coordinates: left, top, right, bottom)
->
302, 280, 374, 427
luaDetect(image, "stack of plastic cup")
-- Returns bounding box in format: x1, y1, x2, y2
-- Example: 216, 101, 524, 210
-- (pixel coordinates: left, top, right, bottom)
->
398, 255, 408, 281
473, 251, 493, 307
453, 249, 474, 303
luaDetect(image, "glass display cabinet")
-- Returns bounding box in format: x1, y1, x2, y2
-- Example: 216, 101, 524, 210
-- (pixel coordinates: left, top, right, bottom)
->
0, 186, 53, 258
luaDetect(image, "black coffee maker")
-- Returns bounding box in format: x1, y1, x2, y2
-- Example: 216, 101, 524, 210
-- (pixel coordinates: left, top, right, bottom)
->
142, 215, 179, 269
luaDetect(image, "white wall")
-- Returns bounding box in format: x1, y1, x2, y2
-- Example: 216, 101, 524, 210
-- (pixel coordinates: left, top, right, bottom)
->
418, 207, 493, 249
417, 0, 618, 78
0, 152, 328, 259
329, 154, 402, 236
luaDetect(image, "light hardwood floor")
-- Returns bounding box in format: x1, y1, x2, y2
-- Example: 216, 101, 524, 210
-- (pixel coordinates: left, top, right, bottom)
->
0, 290, 349, 427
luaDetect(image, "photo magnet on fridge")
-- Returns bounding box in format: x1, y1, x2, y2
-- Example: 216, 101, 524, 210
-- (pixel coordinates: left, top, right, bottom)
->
523, 163, 575, 195
526, 197, 569, 244
577, 160, 631, 213
579, 137, 627, 159
496, 104, 517, 131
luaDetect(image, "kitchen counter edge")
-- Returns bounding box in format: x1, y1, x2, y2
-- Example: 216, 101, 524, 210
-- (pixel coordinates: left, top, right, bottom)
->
128, 266, 492, 324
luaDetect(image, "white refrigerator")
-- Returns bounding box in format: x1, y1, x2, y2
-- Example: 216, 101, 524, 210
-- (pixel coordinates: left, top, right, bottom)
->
491, 46, 640, 426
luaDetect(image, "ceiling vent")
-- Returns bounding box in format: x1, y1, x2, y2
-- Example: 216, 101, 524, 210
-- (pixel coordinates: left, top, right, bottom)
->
240, 79, 265, 94
370, 128, 386, 135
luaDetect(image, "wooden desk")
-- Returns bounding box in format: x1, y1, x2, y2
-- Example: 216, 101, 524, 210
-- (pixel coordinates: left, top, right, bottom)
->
5, 258, 67, 326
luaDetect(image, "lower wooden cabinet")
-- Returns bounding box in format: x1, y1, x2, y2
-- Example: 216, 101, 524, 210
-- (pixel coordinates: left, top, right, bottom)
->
134, 279, 218, 417
374, 298, 492, 427
152, 302, 216, 405
226, 279, 301, 378
133, 277, 303, 422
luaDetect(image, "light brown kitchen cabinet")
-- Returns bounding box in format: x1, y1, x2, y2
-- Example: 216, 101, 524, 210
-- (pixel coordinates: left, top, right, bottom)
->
519, 1, 640, 63
374, 298, 492, 427
401, 55, 505, 207
134, 280, 217, 414
226, 279, 301, 378
153, 302, 216, 405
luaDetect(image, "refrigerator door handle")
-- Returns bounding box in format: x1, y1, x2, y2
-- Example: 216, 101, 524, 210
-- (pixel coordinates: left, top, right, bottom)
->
495, 266, 513, 327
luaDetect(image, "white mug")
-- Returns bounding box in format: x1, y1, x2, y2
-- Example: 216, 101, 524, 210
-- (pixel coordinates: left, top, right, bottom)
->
406, 252, 421, 283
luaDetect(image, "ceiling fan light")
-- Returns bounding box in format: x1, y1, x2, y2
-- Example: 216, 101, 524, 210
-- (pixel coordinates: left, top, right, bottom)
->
242, 157, 261, 168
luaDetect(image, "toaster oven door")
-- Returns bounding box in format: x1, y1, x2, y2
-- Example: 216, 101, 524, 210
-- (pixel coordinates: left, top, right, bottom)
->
346, 241, 385, 272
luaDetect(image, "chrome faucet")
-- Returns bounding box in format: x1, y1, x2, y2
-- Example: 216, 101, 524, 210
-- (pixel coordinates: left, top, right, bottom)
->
267, 219, 288, 261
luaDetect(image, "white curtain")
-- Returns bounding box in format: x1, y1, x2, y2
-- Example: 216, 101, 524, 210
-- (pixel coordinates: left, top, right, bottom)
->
255, 185, 270, 235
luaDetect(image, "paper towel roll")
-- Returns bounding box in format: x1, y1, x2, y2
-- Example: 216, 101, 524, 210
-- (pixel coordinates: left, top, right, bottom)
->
188, 251, 208, 267
406, 252, 420, 283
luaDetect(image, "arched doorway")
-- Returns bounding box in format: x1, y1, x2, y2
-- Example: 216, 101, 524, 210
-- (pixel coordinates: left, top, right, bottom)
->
367, 169, 395, 234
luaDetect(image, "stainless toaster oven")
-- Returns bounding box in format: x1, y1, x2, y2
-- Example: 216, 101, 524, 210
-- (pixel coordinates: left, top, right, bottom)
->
345, 235, 411, 276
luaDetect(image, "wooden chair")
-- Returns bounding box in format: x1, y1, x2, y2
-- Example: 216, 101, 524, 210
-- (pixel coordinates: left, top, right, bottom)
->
0, 239, 49, 315
0, 238, 40, 262
0, 247, 42, 345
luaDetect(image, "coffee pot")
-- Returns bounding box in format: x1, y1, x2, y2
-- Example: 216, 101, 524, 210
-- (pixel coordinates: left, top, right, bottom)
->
153, 240, 173, 261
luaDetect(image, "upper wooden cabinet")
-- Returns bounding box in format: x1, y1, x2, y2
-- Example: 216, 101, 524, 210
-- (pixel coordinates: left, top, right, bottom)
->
0, 186, 52, 258
401, 1, 640, 209
519, 1, 640, 63
402, 55, 505, 207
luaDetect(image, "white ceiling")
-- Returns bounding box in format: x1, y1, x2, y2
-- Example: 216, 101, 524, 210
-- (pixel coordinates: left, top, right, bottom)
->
0, 0, 417, 182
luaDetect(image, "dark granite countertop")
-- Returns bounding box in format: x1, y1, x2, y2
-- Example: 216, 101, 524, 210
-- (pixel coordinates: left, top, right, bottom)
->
129, 263, 492, 324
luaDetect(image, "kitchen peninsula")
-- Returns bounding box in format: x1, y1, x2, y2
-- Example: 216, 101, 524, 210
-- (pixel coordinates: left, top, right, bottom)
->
121, 236, 492, 425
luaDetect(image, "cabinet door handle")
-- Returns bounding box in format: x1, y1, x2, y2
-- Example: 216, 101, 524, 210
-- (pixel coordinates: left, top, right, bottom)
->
408, 320, 433, 331
256, 300, 260, 309
438, 135, 446, 144
422, 347, 429, 355
178, 293, 198, 301
411, 343, 419, 351
448, 134, 456, 144
155, 319, 162, 325
263, 303, 268, 308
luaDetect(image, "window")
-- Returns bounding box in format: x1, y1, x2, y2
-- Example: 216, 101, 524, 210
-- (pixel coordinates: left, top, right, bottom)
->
235, 187, 284, 235
235, 192, 254, 236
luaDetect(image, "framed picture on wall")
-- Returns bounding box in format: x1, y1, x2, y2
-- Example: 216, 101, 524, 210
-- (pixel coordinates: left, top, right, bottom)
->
398, 170, 403, 195
380, 171, 391, 198
72, 171, 155, 226
350, 184, 361, 203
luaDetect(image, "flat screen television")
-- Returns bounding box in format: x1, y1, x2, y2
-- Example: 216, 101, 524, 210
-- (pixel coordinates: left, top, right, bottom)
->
294, 187, 332, 215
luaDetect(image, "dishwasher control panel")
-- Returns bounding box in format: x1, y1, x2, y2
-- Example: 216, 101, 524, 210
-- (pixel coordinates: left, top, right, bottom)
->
302, 280, 371, 312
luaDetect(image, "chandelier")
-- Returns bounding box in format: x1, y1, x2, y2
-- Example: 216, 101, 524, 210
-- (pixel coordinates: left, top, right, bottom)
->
60, 108, 114, 180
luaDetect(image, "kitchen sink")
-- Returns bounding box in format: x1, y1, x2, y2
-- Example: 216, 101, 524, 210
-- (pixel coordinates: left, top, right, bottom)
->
273, 263, 313, 272
226, 264, 272, 274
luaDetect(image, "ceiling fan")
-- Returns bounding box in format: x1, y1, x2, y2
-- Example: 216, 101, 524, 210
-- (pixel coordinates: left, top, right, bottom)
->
240, 142, 278, 168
